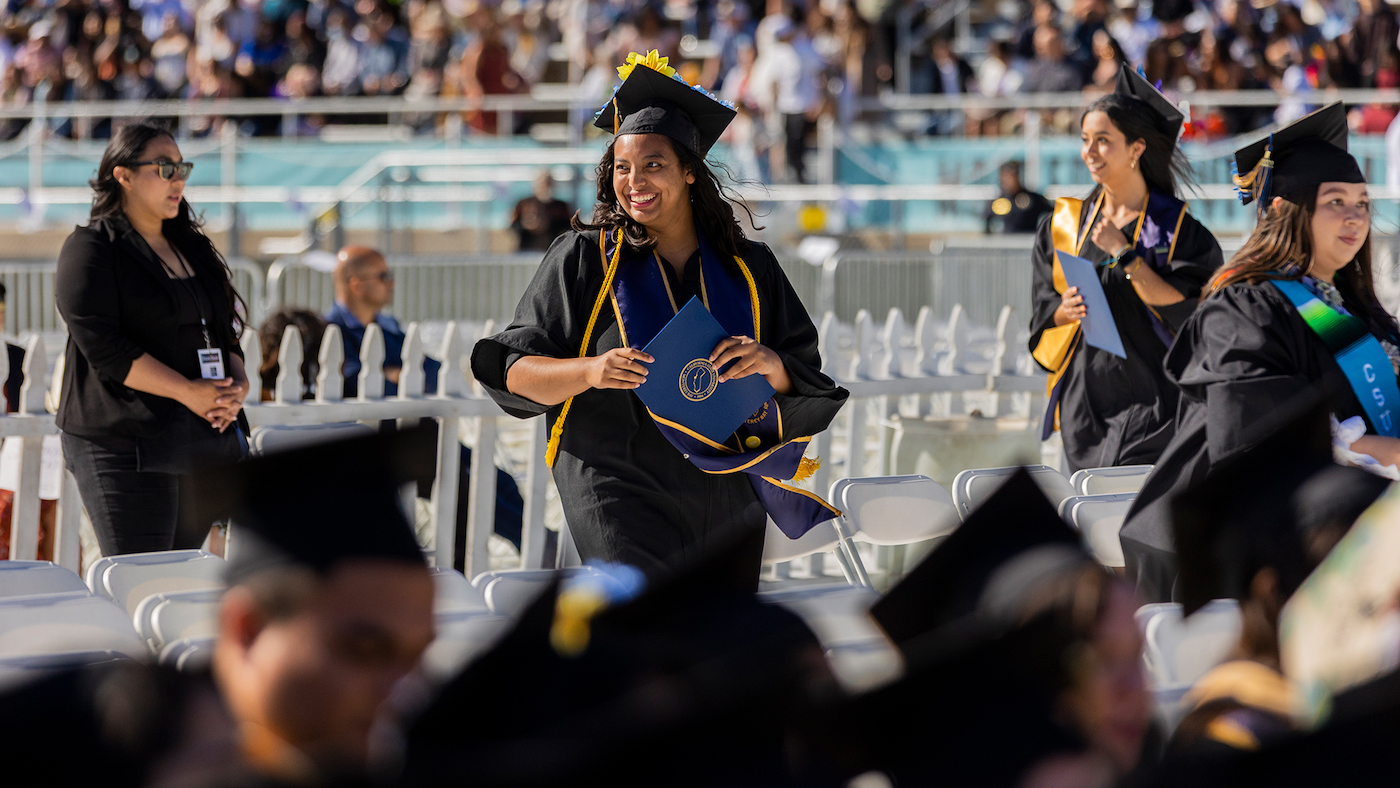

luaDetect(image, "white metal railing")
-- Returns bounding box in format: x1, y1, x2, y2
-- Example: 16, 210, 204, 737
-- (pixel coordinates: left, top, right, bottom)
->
0, 294, 1043, 577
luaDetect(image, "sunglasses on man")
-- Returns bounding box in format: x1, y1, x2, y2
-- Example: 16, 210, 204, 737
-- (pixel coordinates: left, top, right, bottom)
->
124, 160, 195, 181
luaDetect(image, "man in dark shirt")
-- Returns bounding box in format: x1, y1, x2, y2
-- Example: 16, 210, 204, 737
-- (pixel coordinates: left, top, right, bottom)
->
327, 245, 524, 558
986, 161, 1053, 234
325, 245, 440, 400
510, 171, 574, 252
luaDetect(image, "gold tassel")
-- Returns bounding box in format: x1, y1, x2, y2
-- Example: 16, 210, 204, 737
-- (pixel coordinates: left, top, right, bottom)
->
612, 97, 620, 134
791, 456, 821, 483
550, 588, 609, 658
1231, 149, 1273, 202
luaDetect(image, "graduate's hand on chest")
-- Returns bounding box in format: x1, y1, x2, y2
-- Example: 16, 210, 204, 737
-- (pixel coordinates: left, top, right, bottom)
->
1090, 216, 1132, 259
586, 347, 654, 390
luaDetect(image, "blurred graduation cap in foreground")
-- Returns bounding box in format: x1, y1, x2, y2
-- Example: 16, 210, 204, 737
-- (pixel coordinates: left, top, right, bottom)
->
184, 425, 437, 584
400, 532, 833, 788
870, 467, 1087, 651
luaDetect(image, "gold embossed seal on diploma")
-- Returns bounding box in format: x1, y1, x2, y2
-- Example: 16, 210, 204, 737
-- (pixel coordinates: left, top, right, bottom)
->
680, 358, 719, 402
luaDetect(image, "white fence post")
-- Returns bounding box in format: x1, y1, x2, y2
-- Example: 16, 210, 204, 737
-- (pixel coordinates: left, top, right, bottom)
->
357, 324, 386, 401
316, 325, 344, 403
464, 416, 498, 578
274, 325, 304, 404
10, 337, 46, 561
55, 470, 82, 572
520, 417, 550, 569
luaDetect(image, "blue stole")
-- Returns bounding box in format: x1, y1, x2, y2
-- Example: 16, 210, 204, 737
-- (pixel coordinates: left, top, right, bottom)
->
1272, 278, 1400, 437
1135, 191, 1189, 348
604, 230, 839, 539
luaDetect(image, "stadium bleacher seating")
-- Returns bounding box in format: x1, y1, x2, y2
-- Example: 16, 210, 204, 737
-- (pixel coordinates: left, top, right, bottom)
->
1069, 465, 1154, 495
951, 465, 1077, 521
92, 550, 227, 615
0, 561, 91, 600
1057, 493, 1137, 569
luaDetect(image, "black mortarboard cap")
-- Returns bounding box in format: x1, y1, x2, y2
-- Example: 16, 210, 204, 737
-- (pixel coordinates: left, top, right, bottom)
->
592, 54, 737, 157
1115, 63, 1185, 143
1233, 102, 1364, 208
1152, 0, 1194, 22
1171, 395, 1340, 615
402, 531, 828, 787
186, 426, 434, 584
870, 468, 1085, 650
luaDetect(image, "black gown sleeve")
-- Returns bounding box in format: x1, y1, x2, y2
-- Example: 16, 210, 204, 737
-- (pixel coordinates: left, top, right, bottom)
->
1152, 213, 1225, 332
750, 243, 850, 438
1167, 283, 1329, 463
470, 231, 600, 419
1027, 212, 1060, 367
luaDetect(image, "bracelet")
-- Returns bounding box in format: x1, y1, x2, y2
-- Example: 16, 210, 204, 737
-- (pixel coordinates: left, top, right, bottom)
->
1124, 259, 1144, 280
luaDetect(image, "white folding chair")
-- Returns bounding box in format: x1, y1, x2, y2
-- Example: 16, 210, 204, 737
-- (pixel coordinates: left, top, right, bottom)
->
950, 465, 1077, 521
761, 518, 853, 586
476, 566, 605, 618
0, 593, 147, 659
158, 636, 216, 671
133, 588, 224, 653
829, 475, 959, 588
1141, 599, 1242, 690
431, 567, 489, 614
421, 611, 513, 679
1057, 493, 1136, 568
97, 550, 227, 615
1069, 465, 1154, 495
0, 561, 90, 600
249, 423, 377, 455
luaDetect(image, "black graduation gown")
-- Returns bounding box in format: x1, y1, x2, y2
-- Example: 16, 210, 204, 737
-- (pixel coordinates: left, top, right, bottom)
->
1028, 202, 1223, 472
471, 230, 848, 582
1119, 279, 1376, 602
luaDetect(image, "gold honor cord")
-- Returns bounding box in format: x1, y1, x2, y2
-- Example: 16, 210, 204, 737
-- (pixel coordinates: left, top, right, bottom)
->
545, 231, 626, 467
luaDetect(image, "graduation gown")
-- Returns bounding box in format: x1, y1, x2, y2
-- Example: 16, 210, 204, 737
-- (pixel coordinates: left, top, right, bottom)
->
1028, 197, 1223, 472
472, 230, 847, 581
1120, 279, 1378, 602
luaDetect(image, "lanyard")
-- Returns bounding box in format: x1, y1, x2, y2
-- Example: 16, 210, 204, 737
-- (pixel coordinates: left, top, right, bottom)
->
158, 246, 214, 350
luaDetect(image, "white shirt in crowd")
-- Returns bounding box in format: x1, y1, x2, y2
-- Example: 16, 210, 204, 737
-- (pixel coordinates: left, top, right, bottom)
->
763, 36, 824, 116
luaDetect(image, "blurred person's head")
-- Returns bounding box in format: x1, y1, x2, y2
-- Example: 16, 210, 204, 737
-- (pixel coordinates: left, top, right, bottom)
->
1032, 0, 1058, 26
931, 36, 954, 65
205, 431, 436, 779
334, 245, 394, 313
533, 170, 555, 201
82, 10, 104, 42
736, 35, 756, 67
999, 160, 1025, 193
286, 10, 307, 39
1033, 24, 1064, 61
1091, 29, 1122, 63
257, 307, 328, 400
160, 11, 181, 38
254, 18, 277, 44
982, 553, 1151, 776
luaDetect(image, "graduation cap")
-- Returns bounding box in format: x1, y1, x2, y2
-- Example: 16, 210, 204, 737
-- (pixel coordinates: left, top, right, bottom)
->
1115, 63, 1186, 143
1232, 102, 1364, 211
592, 51, 737, 157
1170, 395, 1348, 615
870, 467, 1088, 650
185, 426, 436, 584
402, 532, 829, 787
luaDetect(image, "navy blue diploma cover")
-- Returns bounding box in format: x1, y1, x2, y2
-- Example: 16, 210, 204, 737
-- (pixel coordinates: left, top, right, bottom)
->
634, 297, 776, 444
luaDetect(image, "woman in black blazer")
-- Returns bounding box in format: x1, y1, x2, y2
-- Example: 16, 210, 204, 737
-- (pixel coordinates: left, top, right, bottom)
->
57, 122, 250, 555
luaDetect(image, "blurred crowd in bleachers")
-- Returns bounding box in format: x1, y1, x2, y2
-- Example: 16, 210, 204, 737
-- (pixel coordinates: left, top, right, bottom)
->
2, 0, 1399, 148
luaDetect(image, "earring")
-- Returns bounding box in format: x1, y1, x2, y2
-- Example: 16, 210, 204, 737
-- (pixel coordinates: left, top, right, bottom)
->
1131, 158, 1138, 169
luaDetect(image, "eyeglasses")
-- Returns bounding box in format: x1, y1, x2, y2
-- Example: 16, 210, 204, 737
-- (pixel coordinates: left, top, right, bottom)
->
356, 271, 394, 283
124, 160, 194, 181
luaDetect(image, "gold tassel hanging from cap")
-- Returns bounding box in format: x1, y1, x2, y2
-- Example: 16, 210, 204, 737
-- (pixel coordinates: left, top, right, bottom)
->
791, 456, 821, 484
612, 97, 620, 134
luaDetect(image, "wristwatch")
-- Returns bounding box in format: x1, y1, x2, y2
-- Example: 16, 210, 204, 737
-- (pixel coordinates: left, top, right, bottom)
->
1112, 244, 1137, 268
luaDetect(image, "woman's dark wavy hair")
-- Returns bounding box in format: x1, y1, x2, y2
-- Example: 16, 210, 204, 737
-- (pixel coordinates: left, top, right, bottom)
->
89, 121, 246, 337
572, 135, 760, 267
1080, 93, 1196, 199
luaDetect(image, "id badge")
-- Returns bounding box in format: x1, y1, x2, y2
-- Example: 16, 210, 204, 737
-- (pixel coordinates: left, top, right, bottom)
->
198, 348, 226, 380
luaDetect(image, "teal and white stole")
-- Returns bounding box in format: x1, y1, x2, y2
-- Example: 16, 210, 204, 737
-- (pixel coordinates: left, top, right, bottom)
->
602, 230, 839, 538
1272, 277, 1400, 437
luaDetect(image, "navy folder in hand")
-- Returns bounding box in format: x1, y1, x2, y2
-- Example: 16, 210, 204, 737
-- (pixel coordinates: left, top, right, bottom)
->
635, 297, 776, 444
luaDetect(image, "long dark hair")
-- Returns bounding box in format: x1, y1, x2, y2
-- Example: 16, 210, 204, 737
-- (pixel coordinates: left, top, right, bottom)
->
572, 135, 760, 266
1210, 185, 1400, 344
89, 121, 246, 337
1081, 93, 1195, 199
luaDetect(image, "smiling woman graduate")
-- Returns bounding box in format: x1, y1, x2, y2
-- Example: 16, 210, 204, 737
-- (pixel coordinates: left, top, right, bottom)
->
471, 52, 847, 585
1121, 103, 1400, 602
1029, 65, 1223, 473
